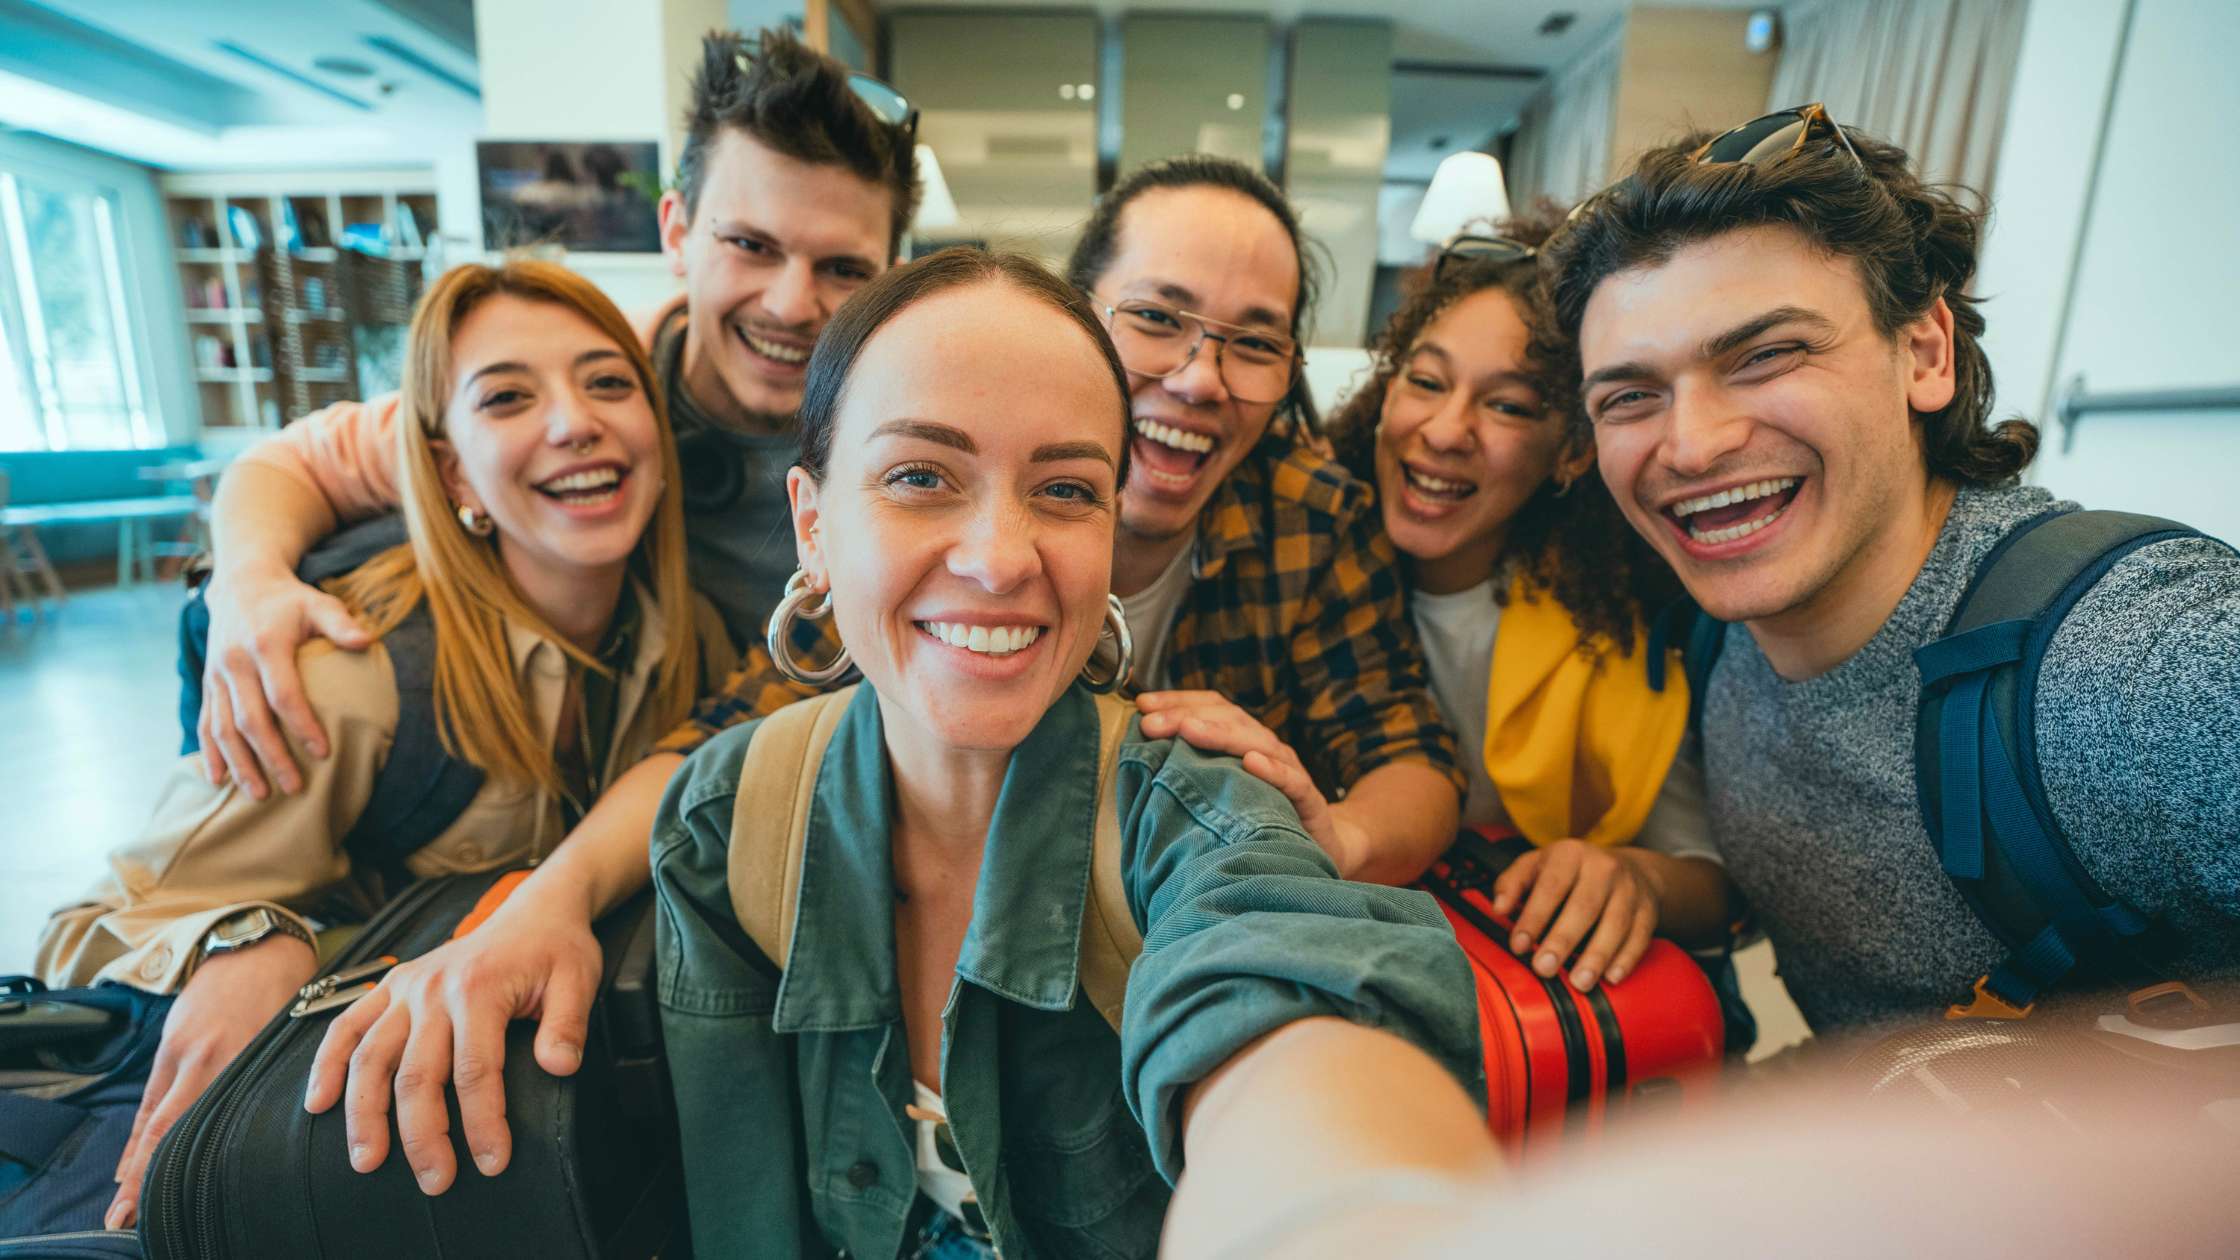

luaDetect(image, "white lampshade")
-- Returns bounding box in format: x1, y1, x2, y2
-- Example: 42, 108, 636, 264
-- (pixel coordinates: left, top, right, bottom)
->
913, 144, 960, 232
1409, 151, 1512, 244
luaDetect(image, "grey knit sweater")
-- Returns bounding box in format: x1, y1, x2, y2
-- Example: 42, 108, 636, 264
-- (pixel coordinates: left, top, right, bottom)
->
1703, 484, 2240, 1035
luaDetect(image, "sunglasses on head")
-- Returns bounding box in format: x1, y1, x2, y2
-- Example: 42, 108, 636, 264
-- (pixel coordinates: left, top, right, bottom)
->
1692, 102, 1862, 170
733, 48, 921, 141
1433, 233, 1536, 284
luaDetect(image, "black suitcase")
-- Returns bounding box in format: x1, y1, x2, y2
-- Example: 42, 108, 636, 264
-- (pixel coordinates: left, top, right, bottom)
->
135, 869, 683, 1259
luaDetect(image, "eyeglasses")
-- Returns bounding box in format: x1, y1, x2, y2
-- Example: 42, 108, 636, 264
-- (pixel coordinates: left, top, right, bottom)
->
1433, 233, 1536, 284
733, 49, 921, 142
1095, 297, 1300, 405
1692, 102, 1861, 170
906, 1101, 993, 1242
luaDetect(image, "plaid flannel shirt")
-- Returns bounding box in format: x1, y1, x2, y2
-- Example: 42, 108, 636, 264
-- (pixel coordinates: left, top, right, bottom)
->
658, 431, 1462, 797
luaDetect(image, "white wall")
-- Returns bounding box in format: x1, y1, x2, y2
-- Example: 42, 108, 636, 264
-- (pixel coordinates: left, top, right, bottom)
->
0, 130, 195, 443
1977, 0, 2240, 542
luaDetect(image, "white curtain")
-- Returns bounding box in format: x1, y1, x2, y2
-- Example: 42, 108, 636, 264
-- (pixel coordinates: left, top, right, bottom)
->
1769, 0, 2031, 197
1506, 21, 1626, 209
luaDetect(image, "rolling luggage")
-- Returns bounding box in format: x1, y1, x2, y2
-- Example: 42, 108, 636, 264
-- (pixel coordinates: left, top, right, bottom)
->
0, 980, 170, 1243
135, 868, 682, 1260
1419, 829, 1726, 1158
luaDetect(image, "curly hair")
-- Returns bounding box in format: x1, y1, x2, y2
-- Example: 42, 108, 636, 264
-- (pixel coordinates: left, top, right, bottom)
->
1542, 123, 2036, 486
1328, 205, 1677, 652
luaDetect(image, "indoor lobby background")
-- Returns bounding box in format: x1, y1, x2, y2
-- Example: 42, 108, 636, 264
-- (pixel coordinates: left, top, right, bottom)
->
3, 0, 2235, 1062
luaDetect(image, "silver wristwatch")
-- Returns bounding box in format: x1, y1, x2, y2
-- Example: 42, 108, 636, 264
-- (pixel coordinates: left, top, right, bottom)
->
200, 907, 314, 961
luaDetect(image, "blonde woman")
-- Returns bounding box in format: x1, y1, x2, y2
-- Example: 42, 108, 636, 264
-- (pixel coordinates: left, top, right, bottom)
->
35, 259, 709, 1230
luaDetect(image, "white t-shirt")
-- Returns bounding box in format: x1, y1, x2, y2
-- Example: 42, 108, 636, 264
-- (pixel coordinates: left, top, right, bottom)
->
1410, 579, 1719, 863
910, 1081, 976, 1225
1117, 543, 1195, 692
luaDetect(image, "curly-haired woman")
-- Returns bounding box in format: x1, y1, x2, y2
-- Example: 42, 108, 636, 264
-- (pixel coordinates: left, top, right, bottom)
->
1325, 210, 1734, 994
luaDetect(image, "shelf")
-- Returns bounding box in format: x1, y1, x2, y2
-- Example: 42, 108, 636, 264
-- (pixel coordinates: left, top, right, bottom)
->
289, 248, 339, 262
178, 248, 250, 263
296, 369, 352, 384
197, 369, 275, 384
284, 308, 347, 323
185, 308, 259, 323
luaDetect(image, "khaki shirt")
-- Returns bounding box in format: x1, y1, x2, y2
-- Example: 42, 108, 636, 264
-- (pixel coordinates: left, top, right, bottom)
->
36, 582, 687, 994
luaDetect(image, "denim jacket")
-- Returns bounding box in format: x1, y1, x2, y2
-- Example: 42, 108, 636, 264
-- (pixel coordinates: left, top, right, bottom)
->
652, 684, 1483, 1259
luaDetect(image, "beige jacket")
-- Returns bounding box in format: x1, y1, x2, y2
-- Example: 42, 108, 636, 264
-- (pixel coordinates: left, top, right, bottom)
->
36, 582, 686, 994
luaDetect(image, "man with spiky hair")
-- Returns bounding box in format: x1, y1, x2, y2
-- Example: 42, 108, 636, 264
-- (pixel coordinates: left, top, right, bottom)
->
1546, 113, 2240, 1037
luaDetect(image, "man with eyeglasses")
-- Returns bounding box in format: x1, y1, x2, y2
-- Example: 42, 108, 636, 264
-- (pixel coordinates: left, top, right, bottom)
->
667, 154, 1468, 887
172, 28, 925, 1199
1546, 110, 2240, 1037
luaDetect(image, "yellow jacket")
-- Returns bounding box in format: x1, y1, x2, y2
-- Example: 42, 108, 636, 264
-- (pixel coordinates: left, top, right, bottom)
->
1483, 574, 1689, 848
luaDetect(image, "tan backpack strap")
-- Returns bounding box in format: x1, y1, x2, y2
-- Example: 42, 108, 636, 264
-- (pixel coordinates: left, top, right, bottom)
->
727, 686, 856, 969
1077, 692, 1144, 1032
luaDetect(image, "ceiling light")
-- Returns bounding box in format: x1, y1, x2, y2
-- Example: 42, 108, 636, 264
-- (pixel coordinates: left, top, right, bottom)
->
1226, 93, 1245, 111
1078, 83, 1096, 101
1060, 83, 1077, 100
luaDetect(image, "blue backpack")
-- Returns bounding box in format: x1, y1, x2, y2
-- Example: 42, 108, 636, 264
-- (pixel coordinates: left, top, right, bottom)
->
1663, 508, 2226, 1018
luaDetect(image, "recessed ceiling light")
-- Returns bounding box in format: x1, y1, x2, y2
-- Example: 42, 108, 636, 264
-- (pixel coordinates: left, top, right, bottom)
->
1538, 12, 1577, 37
1226, 92, 1245, 111
1078, 82, 1095, 101
313, 56, 376, 78
1060, 83, 1077, 100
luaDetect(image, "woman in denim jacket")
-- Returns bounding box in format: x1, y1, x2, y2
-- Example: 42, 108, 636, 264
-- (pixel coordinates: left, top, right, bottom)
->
650, 249, 1485, 1259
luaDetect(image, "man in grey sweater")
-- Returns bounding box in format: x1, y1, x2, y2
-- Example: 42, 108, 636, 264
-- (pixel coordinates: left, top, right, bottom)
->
1540, 111, 2239, 1035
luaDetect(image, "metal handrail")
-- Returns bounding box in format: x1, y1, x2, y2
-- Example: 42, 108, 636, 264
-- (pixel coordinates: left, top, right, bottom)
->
2055, 374, 2240, 451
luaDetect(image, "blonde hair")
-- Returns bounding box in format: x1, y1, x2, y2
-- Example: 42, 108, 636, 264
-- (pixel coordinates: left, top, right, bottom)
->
329, 260, 697, 795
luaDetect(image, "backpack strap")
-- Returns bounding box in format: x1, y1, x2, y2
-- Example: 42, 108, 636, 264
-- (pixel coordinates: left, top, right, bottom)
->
727, 686, 857, 970
341, 598, 488, 889
1075, 692, 1144, 1031
726, 688, 1142, 1034
1913, 508, 2218, 1017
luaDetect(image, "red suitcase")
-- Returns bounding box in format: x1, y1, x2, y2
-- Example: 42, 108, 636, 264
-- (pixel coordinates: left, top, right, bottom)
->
1418, 829, 1725, 1158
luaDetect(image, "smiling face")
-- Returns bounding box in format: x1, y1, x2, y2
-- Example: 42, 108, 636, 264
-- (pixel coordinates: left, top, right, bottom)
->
1579, 225, 1956, 626
660, 129, 894, 428
1088, 186, 1300, 544
437, 294, 665, 596
1373, 287, 1566, 590
789, 280, 1126, 754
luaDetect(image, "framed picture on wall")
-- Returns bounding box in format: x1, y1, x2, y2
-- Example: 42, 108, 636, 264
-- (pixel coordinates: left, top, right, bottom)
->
476, 140, 663, 253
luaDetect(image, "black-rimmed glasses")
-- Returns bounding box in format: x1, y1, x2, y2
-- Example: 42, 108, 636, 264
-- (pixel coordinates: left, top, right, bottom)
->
1433, 233, 1537, 284
1095, 298, 1300, 405
1692, 102, 1862, 170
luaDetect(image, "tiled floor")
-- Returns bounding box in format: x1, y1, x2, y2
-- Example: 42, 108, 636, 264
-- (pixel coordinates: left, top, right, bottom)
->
2, 583, 192, 973
0, 581, 1812, 1056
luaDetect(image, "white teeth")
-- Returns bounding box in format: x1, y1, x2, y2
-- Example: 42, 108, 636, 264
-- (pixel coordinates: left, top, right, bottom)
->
742, 331, 809, 364
539, 467, 621, 494
1403, 467, 1475, 498
1686, 498, 1793, 544
1671, 477, 1798, 519
919, 622, 1042, 655
1132, 418, 1215, 454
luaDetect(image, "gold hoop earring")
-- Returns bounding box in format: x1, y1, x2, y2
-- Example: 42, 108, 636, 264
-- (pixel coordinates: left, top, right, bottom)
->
456, 504, 495, 537
1079, 594, 1133, 694
766, 569, 854, 685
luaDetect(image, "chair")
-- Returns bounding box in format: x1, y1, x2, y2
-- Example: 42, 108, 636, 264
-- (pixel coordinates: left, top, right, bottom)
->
134, 456, 223, 583
0, 468, 68, 628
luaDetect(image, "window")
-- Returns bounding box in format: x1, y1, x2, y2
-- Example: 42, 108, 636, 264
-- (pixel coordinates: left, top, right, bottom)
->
0, 171, 156, 451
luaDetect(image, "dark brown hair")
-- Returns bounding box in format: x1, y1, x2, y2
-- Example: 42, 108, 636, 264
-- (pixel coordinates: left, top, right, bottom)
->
1543, 124, 2036, 486
797, 247, 1133, 487
1064, 154, 1325, 433
676, 28, 921, 254
1329, 207, 1676, 651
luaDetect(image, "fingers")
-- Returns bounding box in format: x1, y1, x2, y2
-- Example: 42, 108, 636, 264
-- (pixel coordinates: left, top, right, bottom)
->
1566, 877, 1640, 991
205, 664, 267, 799
1132, 690, 1229, 712
261, 634, 332, 766
452, 1002, 512, 1180
392, 1007, 458, 1195
1604, 898, 1660, 988
108, 1049, 215, 1230
1508, 843, 1583, 958
230, 634, 305, 793
1533, 859, 1618, 982
1240, 749, 1338, 855
107, 1045, 180, 1228
1489, 849, 1544, 918
198, 673, 228, 787
342, 1000, 411, 1174
306, 984, 389, 1114
307, 591, 373, 651
532, 964, 592, 1080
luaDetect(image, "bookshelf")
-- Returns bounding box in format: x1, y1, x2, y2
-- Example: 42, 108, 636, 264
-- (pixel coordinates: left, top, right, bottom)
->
159, 172, 439, 431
